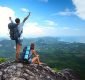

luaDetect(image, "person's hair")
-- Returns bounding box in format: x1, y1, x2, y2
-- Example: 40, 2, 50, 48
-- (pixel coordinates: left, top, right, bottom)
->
15, 18, 20, 24
30, 43, 35, 50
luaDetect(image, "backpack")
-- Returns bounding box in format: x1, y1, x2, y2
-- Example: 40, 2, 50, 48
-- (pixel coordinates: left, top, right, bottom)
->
8, 23, 21, 40
20, 46, 32, 63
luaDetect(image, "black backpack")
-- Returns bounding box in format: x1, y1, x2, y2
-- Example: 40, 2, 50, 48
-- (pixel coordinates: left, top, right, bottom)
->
8, 23, 21, 40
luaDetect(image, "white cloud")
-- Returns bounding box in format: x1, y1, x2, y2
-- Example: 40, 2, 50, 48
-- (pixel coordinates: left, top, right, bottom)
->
21, 8, 29, 13
53, 0, 85, 20
72, 0, 85, 20
43, 27, 85, 36
44, 20, 57, 26
23, 20, 57, 38
23, 21, 85, 37
23, 22, 44, 38
0, 6, 84, 39
0, 6, 15, 38
49, 27, 84, 36
54, 8, 76, 16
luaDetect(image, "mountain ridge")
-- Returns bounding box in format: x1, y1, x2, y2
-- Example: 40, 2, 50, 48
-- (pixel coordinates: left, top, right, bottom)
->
0, 37, 85, 80
0, 61, 80, 80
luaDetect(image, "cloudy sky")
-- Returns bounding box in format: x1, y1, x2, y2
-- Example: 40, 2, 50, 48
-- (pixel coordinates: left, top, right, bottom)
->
0, 0, 85, 39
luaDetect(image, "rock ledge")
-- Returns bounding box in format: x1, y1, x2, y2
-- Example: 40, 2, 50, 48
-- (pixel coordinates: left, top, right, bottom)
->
0, 61, 80, 80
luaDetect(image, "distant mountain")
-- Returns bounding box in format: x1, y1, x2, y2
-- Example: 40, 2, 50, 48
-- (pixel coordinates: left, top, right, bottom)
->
0, 36, 85, 43
0, 37, 85, 58
0, 37, 85, 80
59, 36, 85, 43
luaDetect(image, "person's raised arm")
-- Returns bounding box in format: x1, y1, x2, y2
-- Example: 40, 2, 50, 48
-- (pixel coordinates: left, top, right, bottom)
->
23, 12, 31, 23
9, 17, 14, 23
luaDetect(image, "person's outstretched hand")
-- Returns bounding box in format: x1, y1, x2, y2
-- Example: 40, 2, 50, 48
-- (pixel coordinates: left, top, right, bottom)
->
9, 17, 11, 20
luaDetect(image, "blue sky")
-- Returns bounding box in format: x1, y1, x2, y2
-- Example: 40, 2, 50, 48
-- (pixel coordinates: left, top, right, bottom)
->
0, 0, 85, 38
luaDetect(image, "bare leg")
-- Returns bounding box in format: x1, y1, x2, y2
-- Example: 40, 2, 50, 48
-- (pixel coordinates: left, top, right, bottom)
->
16, 44, 21, 61
32, 56, 42, 65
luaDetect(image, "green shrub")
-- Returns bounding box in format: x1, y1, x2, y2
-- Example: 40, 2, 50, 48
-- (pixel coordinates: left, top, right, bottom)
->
0, 58, 7, 63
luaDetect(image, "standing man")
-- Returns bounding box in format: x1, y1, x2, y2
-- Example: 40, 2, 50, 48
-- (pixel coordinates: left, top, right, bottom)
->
8, 12, 31, 61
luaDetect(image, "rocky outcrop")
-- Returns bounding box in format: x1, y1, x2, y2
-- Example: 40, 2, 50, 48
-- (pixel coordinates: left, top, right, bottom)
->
0, 61, 80, 80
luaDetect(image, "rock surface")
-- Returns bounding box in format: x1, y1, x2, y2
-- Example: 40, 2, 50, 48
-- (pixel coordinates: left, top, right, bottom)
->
0, 61, 80, 80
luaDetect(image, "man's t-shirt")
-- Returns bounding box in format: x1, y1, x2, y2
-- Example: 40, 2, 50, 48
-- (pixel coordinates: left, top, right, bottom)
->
10, 20, 24, 39
18, 22, 24, 39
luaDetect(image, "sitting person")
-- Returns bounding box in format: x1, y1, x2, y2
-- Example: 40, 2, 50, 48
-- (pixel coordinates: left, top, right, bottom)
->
28, 43, 42, 65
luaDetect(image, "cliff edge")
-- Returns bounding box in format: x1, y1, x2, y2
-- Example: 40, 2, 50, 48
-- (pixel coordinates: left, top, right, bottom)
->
0, 61, 80, 80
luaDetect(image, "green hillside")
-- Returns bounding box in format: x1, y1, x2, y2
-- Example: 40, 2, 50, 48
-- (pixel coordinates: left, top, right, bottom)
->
0, 37, 85, 80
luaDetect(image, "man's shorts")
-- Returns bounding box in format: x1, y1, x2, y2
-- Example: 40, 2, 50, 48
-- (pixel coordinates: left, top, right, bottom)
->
28, 58, 32, 64
15, 38, 22, 45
